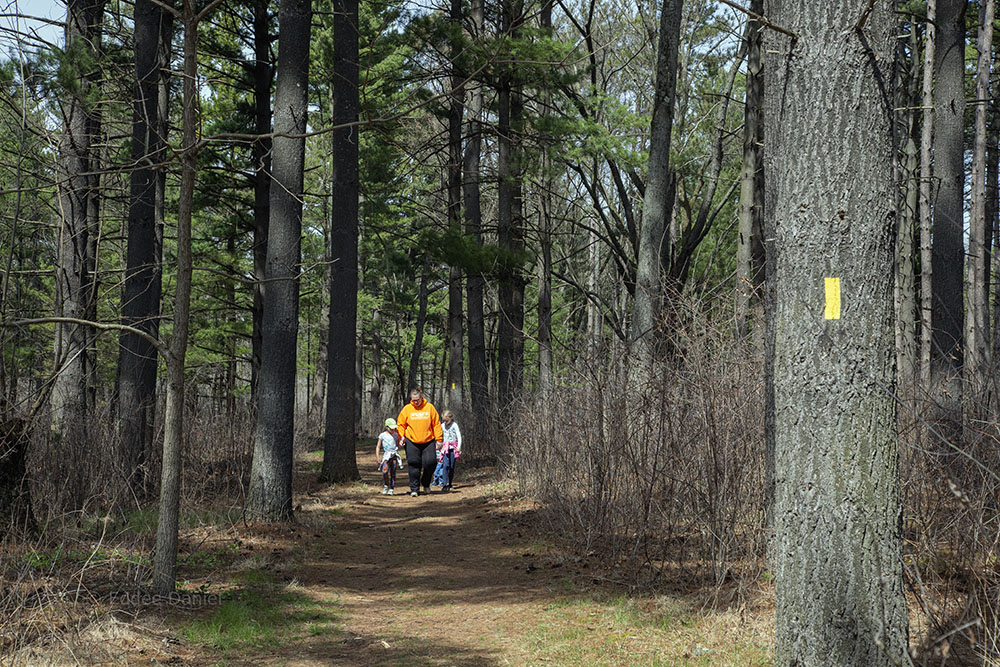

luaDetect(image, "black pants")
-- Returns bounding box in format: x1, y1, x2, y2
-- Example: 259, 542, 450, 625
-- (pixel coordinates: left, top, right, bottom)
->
405, 438, 437, 492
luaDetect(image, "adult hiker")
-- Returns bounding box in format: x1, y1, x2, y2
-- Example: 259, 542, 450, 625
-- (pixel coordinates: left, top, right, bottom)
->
396, 387, 443, 497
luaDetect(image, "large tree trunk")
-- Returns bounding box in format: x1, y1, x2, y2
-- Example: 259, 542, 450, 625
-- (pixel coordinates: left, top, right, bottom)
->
765, 1, 908, 662
53, 0, 104, 449
118, 0, 169, 498
0, 419, 35, 532
321, 0, 361, 483
630, 0, 682, 369
967, 0, 994, 406
918, 0, 935, 403
496, 0, 525, 412
930, 0, 966, 435
735, 0, 764, 344
446, 0, 464, 416
536, 0, 554, 402
251, 0, 272, 402
896, 23, 919, 415
463, 0, 488, 446
248, 0, 311, 520
153, 0, 196, 595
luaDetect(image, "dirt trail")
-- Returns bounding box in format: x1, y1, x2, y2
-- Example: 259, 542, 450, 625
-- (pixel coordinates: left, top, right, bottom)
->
9, 442, 769, 665
232, 443, 771, 666
271, 448, 563, 665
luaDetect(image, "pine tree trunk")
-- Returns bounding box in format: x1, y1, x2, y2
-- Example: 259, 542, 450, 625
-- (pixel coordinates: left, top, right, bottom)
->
153, 0, 196, 594
630, 0, 681, 370
967, 0, 994, 406
896, 24, 919, 413
53, 0, 104, 449
118, 0, 170, 497
765, 1, 908, 662
931, 0, 966, 435
463, 0, 488, 444
536, 1, 554, 402
918, 0, 935, 404
735, 0, 764, 344
251, 0, 272, 403
248, 0, 312, 519
321, 0, 360, 482
497, 0, 525, 412
407, 256, 431, 394
446, 0, 465, 416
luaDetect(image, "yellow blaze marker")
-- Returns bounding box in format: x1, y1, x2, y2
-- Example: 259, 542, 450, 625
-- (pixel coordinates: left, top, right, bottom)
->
824, 277, 841, 320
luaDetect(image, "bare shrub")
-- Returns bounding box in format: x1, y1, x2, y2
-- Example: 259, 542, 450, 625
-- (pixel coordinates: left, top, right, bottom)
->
510, 311, 767, 586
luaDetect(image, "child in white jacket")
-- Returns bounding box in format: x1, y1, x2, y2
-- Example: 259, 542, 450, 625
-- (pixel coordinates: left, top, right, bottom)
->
376, 418, 403, 494
434, 411, 462, 491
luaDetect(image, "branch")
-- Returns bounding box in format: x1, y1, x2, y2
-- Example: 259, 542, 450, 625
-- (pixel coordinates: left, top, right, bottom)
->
854, 0, 877, 33
717, 0, 798, 42
1, 317, 169, 359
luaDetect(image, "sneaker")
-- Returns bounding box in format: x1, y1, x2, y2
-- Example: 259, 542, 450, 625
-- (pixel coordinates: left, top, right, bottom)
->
382, 486, 389, 495
410, 490, 418, 497
422, 486, 430, 495
387, 488, 394, 495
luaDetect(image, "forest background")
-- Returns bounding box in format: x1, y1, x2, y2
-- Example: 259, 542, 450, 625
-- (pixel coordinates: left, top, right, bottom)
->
0, 0, 998, 662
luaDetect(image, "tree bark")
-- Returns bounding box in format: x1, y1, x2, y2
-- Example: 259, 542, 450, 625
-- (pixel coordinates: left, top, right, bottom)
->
930, 0, 965, 434
896, 22, 919, 412
967, 0, 994, 405
251, 0, 272, 403
536, 1, 554, 401
248, 0, 312, 520
446, 0, 465, 416
765, 1, 908, 662
918, 0, 935, 403
321, 0, 361, 482
118, 0, 170, 497
496, 0, 525, 412
0, 419, 35, 532
406, 255, 431, 395
735, 1, 764, 344
630, 0, 682, 370
463, 0, 488, 445
153, 0, 196, 595
53, 0, 104, 449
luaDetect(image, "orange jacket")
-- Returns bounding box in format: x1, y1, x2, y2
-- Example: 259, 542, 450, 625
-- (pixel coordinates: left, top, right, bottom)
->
397, 399, 443, 444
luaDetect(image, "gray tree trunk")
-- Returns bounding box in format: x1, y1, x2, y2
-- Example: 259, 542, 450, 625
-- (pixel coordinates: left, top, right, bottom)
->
153, 0, 196, 595
248, 0, 311, 519
931, 0, 966, 434
309, 183, 330, 434
735, 0, 764, 344
536, 1, 554, 401
446, 0, 464, 416
765, 1, 908, 662
52, 0, 104, 448
118, 0, 169, 497
496, 0, 525, 413
896, 24, 919, 412
406, 255, 431, 395
630, 0, 681, 368
463, 0, 488, 444
251, 0, 272, 402
321, 0, 361, 482
918, 0, 935, 400
967, 0, 994, 404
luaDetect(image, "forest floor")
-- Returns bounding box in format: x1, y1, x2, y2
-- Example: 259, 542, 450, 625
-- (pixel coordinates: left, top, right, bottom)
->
7, 442, 775, 666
